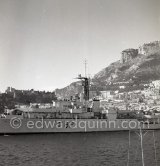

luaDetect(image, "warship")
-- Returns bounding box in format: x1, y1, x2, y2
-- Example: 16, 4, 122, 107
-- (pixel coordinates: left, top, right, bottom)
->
0, 75, 160, 134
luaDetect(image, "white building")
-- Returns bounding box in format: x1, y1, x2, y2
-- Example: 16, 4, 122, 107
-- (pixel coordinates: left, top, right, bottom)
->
100, 91, 113, 99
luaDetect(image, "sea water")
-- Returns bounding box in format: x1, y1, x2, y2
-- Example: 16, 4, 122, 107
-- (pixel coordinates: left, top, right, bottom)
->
0, 131, 160, 166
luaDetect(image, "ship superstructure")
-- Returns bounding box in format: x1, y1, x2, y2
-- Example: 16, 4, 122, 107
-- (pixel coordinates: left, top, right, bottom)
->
1, 75, 160, 134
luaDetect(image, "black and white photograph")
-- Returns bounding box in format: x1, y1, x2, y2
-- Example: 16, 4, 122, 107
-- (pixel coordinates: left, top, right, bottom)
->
0, 0, 160, 165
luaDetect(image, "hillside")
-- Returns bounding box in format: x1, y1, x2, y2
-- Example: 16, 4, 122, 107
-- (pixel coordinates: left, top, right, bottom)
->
55, 81, 82, 100
55, 41, 160, 99
93, 51, 160, 86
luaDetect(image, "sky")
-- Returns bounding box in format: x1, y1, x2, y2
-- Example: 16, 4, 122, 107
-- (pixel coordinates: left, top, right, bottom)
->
0, 0, 160, 92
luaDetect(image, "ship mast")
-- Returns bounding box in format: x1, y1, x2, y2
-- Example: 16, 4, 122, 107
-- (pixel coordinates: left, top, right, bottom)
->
84, 59, 87, 77
77, 75, 89, 101
76, 59, 90, 102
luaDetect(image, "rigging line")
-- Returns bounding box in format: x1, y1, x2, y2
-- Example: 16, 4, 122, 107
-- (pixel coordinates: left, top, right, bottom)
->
153, 130, 158, 166
140, 126, 145, 166
133, 136, 140, 166
143, 131, 149, 137
135, 131, 140, 137
134, 129, 141, 166
127, 130, 131, 166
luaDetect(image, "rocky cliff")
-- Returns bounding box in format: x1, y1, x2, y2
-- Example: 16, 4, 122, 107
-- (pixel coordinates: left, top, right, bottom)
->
55, 41, 160, 98
138, 41, 160, 55
121, 48, 138, 63
55, 81, 82, 100
94, 41, 160, 84
93, 51, 160, 86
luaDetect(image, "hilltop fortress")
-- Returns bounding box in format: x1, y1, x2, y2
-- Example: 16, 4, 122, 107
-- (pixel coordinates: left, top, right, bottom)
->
121, 41, 160, 63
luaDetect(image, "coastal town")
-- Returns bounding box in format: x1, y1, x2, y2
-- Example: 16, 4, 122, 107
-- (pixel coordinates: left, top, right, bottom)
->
1, 41, 160, 117
1, 0, 160, 165
0, 78, 160, 118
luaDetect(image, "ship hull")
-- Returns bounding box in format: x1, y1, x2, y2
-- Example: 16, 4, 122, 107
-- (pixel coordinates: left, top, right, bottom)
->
1, 118, 160, 134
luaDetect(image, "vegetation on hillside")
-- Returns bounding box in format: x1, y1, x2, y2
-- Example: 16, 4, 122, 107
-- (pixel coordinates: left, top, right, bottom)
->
55, 50, 160, 98
0, 90, 57, 113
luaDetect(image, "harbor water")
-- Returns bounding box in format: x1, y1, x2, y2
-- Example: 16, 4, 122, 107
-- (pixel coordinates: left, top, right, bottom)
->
0, 131, 160, 166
